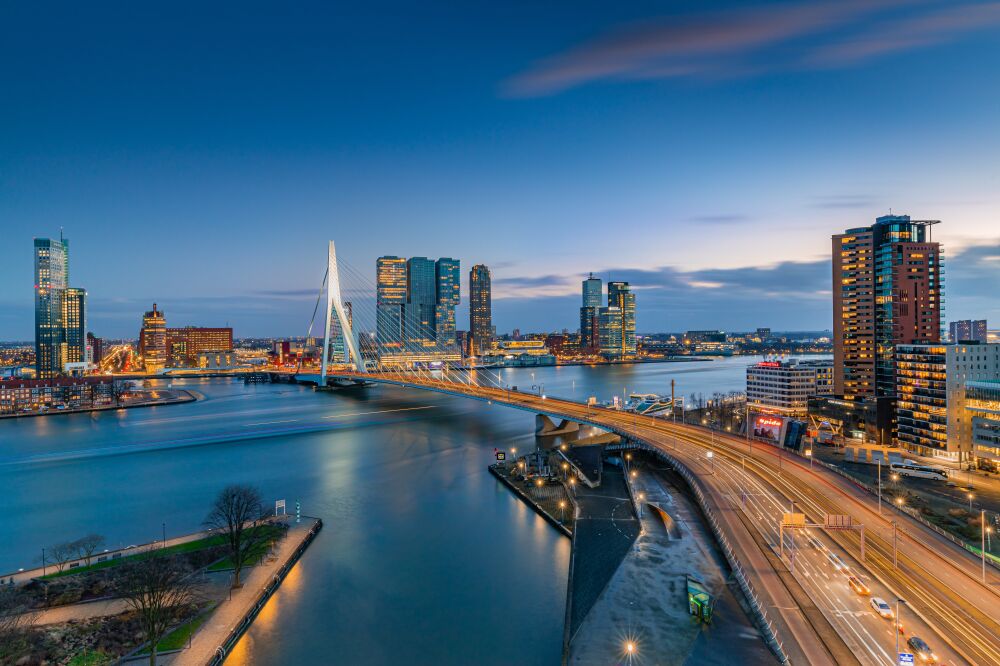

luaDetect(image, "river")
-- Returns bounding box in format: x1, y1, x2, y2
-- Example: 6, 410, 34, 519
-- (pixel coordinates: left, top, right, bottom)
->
0, 355, 818, 664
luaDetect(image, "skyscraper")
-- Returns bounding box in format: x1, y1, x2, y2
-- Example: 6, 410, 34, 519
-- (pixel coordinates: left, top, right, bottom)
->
139, 303, 168, 372
580, 273, 602, 352
832, 215, 943, 444
608, 281, 636, 358
63, 287, 88, 366
406, 257, 437, 347
376, 256, 407, 353
469, 264, 492, 356
598, 306, 623, 359
950, 320, 987, 343
34, 236, 69, 378
435, 258, 460, 347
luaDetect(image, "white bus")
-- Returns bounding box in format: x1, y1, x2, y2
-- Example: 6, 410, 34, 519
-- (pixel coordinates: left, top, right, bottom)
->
890, 461, 948, 481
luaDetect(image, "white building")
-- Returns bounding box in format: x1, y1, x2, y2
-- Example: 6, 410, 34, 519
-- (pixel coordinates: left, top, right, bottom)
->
746, 358, 834, 417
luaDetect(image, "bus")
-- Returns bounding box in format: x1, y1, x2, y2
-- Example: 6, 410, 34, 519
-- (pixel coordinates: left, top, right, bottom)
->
890, 461, 948, 481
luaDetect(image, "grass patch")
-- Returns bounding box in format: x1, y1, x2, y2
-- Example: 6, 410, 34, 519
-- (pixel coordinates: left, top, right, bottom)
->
40, 534, 228, 579
206, 526, 285, 572
140, 606, 215, 654
68, 650, 112, 666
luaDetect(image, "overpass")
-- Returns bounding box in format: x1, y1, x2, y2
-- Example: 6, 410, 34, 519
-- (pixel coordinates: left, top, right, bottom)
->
326, 369, 1000, 666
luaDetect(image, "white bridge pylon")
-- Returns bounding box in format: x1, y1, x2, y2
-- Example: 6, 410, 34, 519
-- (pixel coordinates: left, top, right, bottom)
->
321, 240, 366, 383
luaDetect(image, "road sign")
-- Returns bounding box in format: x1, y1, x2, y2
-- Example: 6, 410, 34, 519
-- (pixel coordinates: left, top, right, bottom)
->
781, 512, 806, 528
496, 451, 506, 461
275, 499, 286, 516
825, 514, 853, 529
897, 653, 913, 666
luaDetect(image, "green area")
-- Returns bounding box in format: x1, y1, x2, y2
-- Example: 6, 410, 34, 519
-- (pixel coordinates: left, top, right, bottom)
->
40, 534, 227, 579
68, 650, 111, 666
140, 606, 215, 654
206, 527, 284, 572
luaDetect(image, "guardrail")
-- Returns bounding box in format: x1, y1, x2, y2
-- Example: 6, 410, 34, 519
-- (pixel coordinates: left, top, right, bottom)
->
608, 439, 789, 664
206, 518, 323, 666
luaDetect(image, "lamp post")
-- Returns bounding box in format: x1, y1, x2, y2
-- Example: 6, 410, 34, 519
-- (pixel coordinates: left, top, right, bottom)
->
707, 450, 715, 475
983, 508, 988, 584
625, 641, 637, 665
969, 492, 975, 512
877, 458, 882, 515
806, 448, 813, 469
559, 500, 566, 523
895, 598, 906, 656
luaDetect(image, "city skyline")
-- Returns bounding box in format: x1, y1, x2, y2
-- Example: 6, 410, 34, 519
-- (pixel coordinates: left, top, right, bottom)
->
3, 2, 1000, 338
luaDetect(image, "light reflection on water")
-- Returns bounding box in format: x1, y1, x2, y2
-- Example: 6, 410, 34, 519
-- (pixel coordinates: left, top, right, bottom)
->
0, 357, 783, 664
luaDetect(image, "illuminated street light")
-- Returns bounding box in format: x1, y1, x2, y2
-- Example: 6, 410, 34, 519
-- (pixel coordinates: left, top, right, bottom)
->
707, 450, 715, 474
805, 448, 813, 469
969, 492, 975, 511
637, 492, 645, 518
559, 500, 566, 522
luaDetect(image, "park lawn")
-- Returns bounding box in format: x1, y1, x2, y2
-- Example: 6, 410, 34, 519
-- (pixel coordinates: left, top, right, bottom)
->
67, 650, 112, 666
206, 525, 286, 572
40, 534, 228, 579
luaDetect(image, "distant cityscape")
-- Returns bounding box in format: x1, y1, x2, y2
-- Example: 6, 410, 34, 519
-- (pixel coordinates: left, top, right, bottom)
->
4, 216, 1000, 475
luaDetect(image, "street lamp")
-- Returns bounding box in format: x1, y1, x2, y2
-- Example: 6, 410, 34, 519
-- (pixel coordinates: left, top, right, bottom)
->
707, 450, 715, 474
805, 448, 813, 469
624, 640, 637, 665
895, 599, 906, 656
969, 492, 975, 512
559, 500, 566, 523
983, 508, 988, 583
637, 492, 645, 519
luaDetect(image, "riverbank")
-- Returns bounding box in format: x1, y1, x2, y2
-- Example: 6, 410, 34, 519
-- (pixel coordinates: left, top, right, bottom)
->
489, 463, 573, 537
0, 388, 198, 420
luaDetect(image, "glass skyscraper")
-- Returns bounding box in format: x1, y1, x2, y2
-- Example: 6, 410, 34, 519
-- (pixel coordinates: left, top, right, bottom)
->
608, 281, 636, 358
34, 236, 70, 378
580, 273, 602, 352
376, 256, 407, 354
63, 287, 88, 366
434, 258, 460, 347
469, 264, 492, 357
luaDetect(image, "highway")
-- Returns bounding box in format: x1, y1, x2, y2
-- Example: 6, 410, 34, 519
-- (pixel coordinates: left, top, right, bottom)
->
329, 371, 1000, 665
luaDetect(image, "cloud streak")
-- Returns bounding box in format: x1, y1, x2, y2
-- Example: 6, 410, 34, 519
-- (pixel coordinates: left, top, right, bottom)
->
504, 1, 1000, 96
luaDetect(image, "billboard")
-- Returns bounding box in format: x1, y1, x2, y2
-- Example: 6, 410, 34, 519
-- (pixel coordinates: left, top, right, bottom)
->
753, 415, 784, 443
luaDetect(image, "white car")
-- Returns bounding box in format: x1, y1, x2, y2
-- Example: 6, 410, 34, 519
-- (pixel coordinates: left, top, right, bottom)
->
870, 597, 893, 619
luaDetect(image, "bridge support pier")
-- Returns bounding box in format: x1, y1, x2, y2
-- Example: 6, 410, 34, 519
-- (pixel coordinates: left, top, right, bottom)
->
536, 414, 580, 436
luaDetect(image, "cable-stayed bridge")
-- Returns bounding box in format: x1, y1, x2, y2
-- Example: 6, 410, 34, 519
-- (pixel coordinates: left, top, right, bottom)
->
299, 242, 1000, 666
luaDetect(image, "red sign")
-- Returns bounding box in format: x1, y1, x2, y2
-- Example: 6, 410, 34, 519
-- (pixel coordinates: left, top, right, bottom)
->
757, 361, 781, 368
755, 415, 783, 428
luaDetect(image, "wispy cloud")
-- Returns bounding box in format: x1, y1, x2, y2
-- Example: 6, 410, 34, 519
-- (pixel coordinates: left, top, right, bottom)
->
810, 194, 878, 209
690, 214, 751, 224
504, 1, 1000, 96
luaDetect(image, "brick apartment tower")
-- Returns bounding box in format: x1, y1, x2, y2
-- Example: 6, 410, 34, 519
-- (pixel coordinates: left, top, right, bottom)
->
832, 215, 943, 439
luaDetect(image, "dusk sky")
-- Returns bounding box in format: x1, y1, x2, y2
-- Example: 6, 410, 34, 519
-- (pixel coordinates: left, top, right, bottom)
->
2, 0, 999, 339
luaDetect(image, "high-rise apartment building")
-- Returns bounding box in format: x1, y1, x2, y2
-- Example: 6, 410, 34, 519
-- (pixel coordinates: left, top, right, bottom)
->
33, 236, 69, 378
608, 281, 636, 358
376, 256, 407, 353
63, 287, 88, 366
87, 332, 104, 366
405, 257, 436, 347
832, 215, 943, 398
580, 274, 602, 352
950, 319, 987, 343
469, 264, 492, 356
139, 303, 168, 372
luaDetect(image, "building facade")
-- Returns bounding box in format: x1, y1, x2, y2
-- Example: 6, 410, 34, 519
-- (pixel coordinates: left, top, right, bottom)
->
469, 264, 492, 357
138, 304, 168, 372
33, 236, 69, 378
950, 319, 987, 343
0, 377, 115, 415
434, 258, 460, 347
376, 256, 407, 355
598, 306, 623, 359
608, 281, 637, 358
746, 359, 834, 416
965, 380, 1000, 470
580, 274, 602, 352
166, 326, 234, 366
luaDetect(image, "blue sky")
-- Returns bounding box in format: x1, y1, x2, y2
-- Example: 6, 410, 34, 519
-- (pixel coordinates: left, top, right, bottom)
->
2, 1, 999, 339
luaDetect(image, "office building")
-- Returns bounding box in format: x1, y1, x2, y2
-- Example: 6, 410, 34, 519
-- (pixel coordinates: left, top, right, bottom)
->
965, 380, 1000, 470
684, 330, 727, 344
608, 281, 637, 358
469, 264, 492, 356
746, 359, 834, 417
376, 254, 462, 365
756, 327, 772, 342
166, 326, 234, 366
87, 332, 103, 366
580, 274, 602, 352
138, 304, 168, 372
950, 319, 987, 343
598, 307, 623, 360
435, 258, 460, 347
33, 236, 69, 378
832, 215, 943, 398
895, 342, 1000, 459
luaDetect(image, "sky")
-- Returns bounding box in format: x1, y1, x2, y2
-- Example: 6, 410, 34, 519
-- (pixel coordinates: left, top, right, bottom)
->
2, 0, 999, 339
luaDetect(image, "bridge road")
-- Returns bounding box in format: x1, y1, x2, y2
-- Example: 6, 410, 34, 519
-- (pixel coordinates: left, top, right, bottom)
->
330, 372, 1000, 663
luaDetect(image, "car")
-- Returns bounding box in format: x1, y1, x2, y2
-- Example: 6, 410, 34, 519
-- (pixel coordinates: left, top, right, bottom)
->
907, 636, 938, 663
827, 552, 848, 571
848, 575, 870, 596
870, 597, 893, 619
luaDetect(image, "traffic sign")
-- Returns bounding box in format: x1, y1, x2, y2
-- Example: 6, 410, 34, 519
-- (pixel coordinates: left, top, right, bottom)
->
496, 451, 506, 461
897, 652, 914, 666
781, 512, 806, 528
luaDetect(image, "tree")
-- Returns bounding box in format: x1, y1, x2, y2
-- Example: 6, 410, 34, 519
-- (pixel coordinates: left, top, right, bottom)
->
48, 541, 76, 573
72, 534, 106, 567
204, 484, 269, 587
0, 586, 35, 662
114, 556, 199, 666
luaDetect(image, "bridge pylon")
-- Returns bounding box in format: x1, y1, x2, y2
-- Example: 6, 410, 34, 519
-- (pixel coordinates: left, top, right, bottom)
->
320, 240, 366, 383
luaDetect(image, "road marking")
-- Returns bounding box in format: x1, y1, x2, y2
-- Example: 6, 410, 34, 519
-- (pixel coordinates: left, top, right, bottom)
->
322, 406, 436, 419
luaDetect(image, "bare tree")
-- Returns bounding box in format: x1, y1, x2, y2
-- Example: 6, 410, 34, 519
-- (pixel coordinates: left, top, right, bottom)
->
48, 541, 75, 573
204, 484, 270, 587
0, 586, 36, 662
72, 534, 106, 566
114, 557, 199, 666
